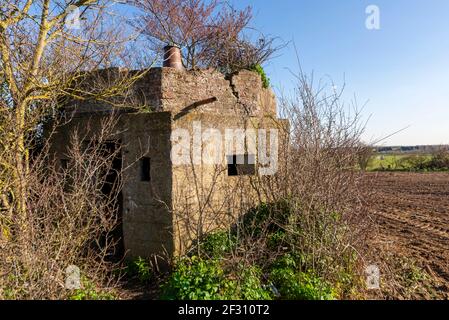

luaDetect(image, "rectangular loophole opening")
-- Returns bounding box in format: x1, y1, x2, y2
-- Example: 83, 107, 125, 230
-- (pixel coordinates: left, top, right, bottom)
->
227, 154, 256, 176
140, 157, 151, 181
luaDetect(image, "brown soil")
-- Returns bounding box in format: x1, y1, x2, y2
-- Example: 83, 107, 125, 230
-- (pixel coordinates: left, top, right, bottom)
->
367, 172, 449, 298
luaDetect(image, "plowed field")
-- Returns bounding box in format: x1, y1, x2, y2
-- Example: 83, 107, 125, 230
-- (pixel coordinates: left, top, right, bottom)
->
369, 172, 449, 293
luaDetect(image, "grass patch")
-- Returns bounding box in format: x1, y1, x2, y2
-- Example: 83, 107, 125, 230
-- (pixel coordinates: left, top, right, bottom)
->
69, 276, 117, 300
367, 154, 433, 171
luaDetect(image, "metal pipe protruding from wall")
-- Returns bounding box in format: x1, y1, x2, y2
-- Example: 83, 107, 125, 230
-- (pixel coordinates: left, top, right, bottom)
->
163, 45, 184, 70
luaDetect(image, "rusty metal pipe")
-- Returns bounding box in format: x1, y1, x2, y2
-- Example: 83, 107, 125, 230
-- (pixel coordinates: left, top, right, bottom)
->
163, 45, 184, 70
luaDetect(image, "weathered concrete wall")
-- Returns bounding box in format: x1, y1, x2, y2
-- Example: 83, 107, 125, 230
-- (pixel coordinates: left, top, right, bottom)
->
170, 112, 289, 255
67, 67, 278, 118
158, 68, 277, 117
230, 70, 277, 116
119, 112, 174, 259
159, 68, 239, 116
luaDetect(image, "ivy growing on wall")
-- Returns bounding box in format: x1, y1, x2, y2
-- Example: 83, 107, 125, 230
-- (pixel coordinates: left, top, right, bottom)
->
250, 64, 271, 89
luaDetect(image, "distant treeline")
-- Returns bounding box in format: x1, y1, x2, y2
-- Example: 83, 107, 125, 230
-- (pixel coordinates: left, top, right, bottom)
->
375, 145, 449, 154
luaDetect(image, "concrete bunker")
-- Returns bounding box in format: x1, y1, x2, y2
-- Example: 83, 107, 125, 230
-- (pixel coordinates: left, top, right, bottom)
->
48, 53, 288, 261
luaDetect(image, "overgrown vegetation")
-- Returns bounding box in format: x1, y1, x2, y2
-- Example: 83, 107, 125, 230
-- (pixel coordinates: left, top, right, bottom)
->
161, 255, 272, 300
130, 0, 283, 73
0, 0, 147, 299
3, 0, 430, 301
269, 254, 336, 300
69, 276, 117, 301
160, 71, 371, 300
0, 117, 124, 299
250, 64, 271, 88
161, 199, 362, 300
126, 257, 153, 283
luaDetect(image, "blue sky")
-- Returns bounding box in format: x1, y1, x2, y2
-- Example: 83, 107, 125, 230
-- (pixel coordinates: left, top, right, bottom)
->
227, 0, 449, 146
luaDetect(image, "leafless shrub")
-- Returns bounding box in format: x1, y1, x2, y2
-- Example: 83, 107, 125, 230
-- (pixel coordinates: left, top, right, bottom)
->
205, 35, 283, 75
162, 68, 372, 298
272, 71, 372, 284
0, 1, 156, 299
0, 115, 123, 299
178, 70, 373, 296
129, 0, 281, 71
358, 145, 374, 171
0, 1, 150, 230
428, 148, 449, 170
170, 153, 257, 257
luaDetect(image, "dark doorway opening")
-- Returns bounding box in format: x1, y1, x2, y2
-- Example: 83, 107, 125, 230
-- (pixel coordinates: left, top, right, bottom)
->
100, 141, 124, 261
